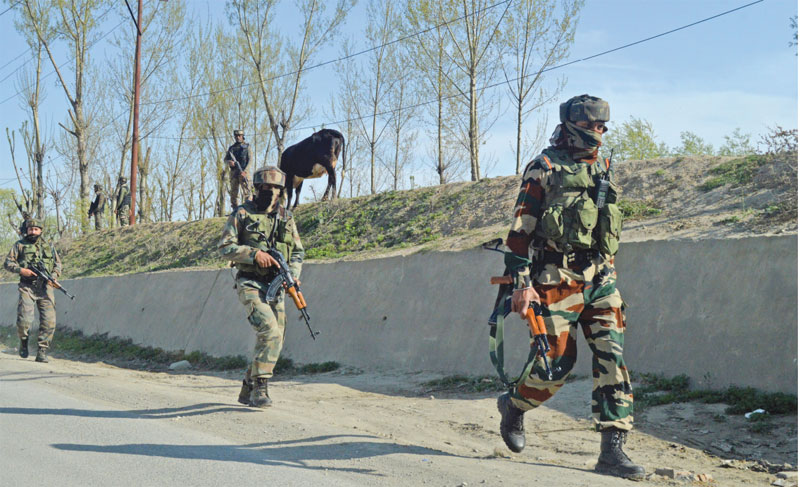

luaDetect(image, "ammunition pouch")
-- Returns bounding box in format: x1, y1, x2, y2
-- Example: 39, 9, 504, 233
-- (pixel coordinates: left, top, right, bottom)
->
596, 203, 623, 255
539, 196, 598, 250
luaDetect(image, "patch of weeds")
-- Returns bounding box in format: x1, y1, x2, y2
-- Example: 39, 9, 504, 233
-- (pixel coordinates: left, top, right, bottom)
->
422, 374, 505, 393
699, 155, 768, 192
2, 326, 248, 370
747, 412, 775, 434
654, 169, 666, 177
273, 356, 340, 375
762, 205, 780, 215
720, 215, 741, 225
712, 413, 727, 423
633, 372, 797, 416
617, 199, 663, 220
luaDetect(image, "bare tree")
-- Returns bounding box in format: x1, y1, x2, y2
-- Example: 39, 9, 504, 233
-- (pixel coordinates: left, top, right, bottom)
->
24, 0, 109, 233
405, 0, 462, 184
44, 163, 75, 237
444, 0, 511, 180
502, 0, 582, 174
229, 0, 352, 162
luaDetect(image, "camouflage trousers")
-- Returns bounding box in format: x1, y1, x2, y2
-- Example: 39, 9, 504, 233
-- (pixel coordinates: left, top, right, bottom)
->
16, 283, 57, 351
228, 169, 252, 209
117, 205, 130, 226
510, 255, 634, 432
237, 281, 286, 379
93, 212, 104, 230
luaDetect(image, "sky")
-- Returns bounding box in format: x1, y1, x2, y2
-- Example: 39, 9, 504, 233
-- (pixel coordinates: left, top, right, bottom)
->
0, 0, 797, 194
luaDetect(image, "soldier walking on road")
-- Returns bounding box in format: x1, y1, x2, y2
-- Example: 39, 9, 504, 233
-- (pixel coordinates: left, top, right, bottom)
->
496, 94, 644, 480
225, 129, 252, 210
3, 219, 62, 363
114, 177, 131, 226
218, 166, 304, 408
88, 183, 107, 230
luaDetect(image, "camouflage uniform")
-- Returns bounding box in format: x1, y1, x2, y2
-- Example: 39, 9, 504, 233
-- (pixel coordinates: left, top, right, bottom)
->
115, 179, 131, 226
4, 231, 62, 354
225, 132, 252, 210
505, 146, 631, 431
499, 94, 643, 479
89, 186, 106, 230
218, 170, 303, 383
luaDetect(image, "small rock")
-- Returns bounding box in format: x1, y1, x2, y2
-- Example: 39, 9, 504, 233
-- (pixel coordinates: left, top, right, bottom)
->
675, 471, 694, 481
655, 468, 676, 478
430, 395, 435, 400
457, 483, 468, 487
169, 360, 192, 370
777, 472, 799, 480
772, 480, 786, 487
695, 473, 713, 483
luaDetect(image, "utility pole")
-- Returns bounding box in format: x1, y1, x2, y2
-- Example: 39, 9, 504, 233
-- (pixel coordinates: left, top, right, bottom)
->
125, 0, 142, 225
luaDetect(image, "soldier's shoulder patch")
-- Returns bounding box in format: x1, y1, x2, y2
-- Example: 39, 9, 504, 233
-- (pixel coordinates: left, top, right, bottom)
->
522, 154, 554, 175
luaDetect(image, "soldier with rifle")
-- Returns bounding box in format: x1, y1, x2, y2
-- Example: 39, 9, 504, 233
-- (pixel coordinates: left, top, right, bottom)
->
88, 183, 107, 230
495, 94, 644, 480
3, 218, 63, 363
218, 166, 307, 408
114, 176, 131, 226
225, 129, 252, 211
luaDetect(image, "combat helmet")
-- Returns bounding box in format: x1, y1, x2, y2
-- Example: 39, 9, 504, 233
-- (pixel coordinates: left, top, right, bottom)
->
560, 94, 610, 125
119, 176, 128, 184
252, 166, 286, 188
25, 218, 42, 230
233, 129, 244, 137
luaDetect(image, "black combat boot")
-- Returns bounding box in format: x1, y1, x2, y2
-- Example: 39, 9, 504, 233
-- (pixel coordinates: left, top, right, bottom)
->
35, 348, 49, 363
238, 379, 253, 405
595, 428, 645, 480
19, 337, 28, 358
249, 378, 272, 408
497, 392, 526, 453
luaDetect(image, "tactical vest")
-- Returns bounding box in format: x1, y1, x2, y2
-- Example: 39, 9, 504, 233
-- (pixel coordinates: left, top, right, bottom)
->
534, 148, 623, 255
17, 238, 57, 275
235, 203, 294, 278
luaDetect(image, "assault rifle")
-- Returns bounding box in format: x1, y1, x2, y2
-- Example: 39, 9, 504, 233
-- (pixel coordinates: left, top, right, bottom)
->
88, 198, 98, 217
595, 148, 614, 209
227, 150, 252, 198
245, 222, 319, 340
29, 261, 75, 300
482, 238, 553, 388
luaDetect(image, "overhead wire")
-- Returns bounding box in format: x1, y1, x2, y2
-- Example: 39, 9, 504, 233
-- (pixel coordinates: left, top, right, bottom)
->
147, 0, 765, 141
139, 0, 513, 107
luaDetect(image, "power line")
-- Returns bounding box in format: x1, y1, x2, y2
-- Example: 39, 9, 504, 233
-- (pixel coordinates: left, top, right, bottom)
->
140, 0, 513, 107
0, 1, 21, 17
148, 0, 765, 141
0, 4, 118, 96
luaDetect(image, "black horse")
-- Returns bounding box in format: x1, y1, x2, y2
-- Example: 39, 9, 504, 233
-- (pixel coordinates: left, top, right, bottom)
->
279, 128, 345, 209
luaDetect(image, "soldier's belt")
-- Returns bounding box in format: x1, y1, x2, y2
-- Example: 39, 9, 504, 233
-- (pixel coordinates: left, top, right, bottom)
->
540, 249, 598, 269
236, 270, 278, 283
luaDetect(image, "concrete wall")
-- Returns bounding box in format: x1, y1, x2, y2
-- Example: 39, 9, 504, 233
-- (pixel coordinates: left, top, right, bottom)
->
1, 235, 796, 393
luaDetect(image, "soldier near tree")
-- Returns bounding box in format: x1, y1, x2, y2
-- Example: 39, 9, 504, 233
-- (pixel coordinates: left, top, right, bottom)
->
225, 129, 252, 210
218, 166, 304, 408
114, 176, 131, 226
496, 94, 645, 480
88, 183, 107, 230
3, 218, 62, 363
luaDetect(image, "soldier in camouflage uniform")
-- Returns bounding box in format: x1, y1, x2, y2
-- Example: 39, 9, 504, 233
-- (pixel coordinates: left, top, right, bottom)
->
115, 176, 131, 226
3, 219, 62, 363
88, 183, 107, 230
218, 166, 304, 408
225, 129, 252, 211
496, 94, 644, 480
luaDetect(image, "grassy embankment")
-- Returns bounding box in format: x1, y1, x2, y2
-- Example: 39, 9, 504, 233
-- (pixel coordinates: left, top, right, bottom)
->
1, 153, 786, 282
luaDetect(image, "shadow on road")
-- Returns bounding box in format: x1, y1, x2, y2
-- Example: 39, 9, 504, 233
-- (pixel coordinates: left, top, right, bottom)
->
0, 402, 258, 420
51, 434, 466, 476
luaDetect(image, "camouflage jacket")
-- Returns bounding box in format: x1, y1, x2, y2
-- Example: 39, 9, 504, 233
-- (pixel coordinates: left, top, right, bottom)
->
505, 147, 620, 288
90, 191, 106, 215
4, 237, 62, 284
115, 184, 130, 209
218, 201, 304, 292
225, 142, 250, 172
